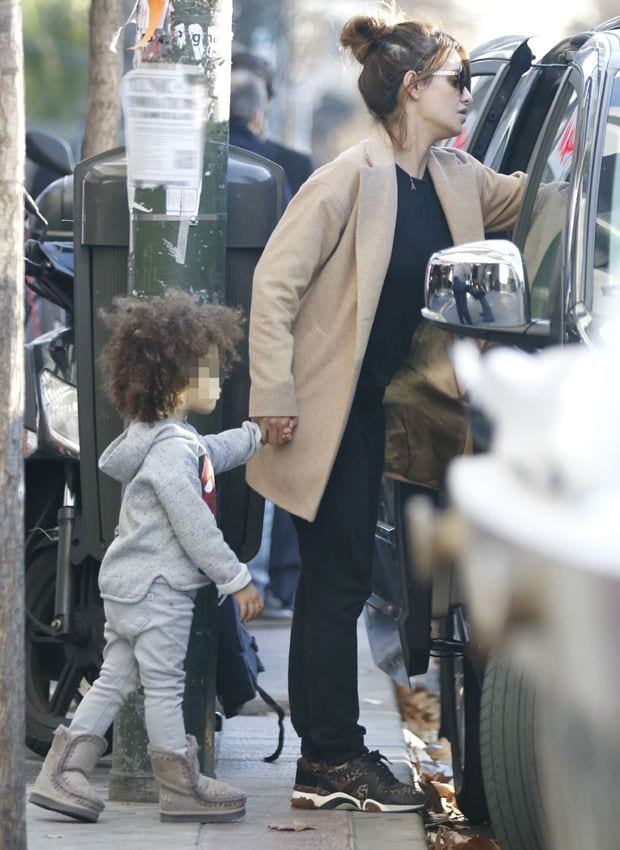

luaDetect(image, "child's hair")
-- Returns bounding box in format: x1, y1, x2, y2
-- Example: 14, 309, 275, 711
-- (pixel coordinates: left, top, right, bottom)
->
99, 289, 243, 423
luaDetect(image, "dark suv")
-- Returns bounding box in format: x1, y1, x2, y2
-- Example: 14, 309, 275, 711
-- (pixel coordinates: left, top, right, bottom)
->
366, 17, 620, 850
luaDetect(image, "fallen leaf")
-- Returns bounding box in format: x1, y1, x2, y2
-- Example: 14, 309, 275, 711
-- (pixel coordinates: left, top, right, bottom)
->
459, 839, 501, 849
397, 684, 441, 736
419, 779, 444, 814
432, 781, 456, 802
426, 739, 452, 763
426, 812, 454, 824
403, 727, 427, 749
268, 820, 316, 832
431, 762, 453, 779
419, 762, 453, 782
429, 826, 501, 850
433, 826, 468, 848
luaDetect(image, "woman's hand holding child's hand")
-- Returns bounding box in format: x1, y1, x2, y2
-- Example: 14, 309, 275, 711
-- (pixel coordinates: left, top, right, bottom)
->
255, 416, 298, 446
233, 582, 264, 622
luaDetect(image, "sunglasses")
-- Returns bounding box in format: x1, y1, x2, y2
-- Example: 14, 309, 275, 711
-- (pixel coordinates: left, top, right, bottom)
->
430, 64, 470, 94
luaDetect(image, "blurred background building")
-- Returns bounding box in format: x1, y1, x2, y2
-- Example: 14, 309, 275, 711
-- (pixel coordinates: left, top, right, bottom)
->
23, 0, 609, 168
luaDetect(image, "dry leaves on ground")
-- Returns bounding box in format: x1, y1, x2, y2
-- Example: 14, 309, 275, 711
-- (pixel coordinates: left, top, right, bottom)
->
396, 680, 504, 849
396, 683, 441, 739
430, 825, 501, 849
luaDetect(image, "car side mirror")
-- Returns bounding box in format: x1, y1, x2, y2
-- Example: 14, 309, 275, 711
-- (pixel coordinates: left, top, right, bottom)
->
422, 240, 531, 331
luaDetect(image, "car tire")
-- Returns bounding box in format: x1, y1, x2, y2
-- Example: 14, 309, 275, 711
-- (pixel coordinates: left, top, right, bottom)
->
440, 646, 490, 823
480, 650, 545, 850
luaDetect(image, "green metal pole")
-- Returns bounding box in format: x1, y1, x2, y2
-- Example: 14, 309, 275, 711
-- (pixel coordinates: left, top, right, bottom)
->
127, 1, 231, 301
109, 0, 232, 801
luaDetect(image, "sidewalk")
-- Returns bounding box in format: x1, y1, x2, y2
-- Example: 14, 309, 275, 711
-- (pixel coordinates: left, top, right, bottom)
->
25, 618, 427, 850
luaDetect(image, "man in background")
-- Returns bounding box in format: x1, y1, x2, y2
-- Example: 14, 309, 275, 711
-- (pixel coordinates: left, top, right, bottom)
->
230, 53, 311, 616
229, 67, 292, 204
231, 45, 314, 195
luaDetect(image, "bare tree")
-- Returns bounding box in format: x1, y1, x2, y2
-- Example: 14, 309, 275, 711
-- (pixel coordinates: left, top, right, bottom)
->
0, 0, 26, 847
82, 0, 124, 159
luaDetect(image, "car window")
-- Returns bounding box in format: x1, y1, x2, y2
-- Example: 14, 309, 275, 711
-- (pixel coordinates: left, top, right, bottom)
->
591, 73, 620, 322
484, 74, 534, 170
520, 85, 578, 319
440, 74, 496, 151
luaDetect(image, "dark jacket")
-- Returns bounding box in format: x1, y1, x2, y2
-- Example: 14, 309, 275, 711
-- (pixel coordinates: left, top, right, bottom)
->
262, 139, 314, 195
229, 119, 293, 204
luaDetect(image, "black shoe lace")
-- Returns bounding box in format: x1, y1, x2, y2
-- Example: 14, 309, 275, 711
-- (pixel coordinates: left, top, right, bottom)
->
363, 750, 399, 785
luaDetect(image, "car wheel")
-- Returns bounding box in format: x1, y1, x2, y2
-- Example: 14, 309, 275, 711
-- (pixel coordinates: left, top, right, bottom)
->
25, 547, 108, 756
440, 644, 490, 823
480, 650, 545, 850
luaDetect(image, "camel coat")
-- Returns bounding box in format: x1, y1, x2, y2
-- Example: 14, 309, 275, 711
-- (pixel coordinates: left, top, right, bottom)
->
247, 125, 526, 521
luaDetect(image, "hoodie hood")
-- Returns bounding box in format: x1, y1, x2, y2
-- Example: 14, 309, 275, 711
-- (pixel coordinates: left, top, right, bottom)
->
99, 419, 202, 483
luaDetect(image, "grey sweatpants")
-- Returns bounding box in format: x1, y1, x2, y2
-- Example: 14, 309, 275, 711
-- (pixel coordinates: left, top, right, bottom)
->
69, 577, 196, 754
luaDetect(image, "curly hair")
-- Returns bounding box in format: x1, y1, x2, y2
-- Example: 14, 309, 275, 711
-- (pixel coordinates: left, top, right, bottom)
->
340, 14, 468, 148
99, 289, 244, 423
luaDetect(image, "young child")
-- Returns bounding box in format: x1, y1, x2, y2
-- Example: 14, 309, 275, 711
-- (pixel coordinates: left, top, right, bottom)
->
29, 288, 264, 824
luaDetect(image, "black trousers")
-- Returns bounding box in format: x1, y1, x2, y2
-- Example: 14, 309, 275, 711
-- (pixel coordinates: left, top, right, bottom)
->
290, 394, 385, 764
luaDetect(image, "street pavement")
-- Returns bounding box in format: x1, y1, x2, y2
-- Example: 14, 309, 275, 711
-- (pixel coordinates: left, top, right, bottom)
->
25, 616, 428, 850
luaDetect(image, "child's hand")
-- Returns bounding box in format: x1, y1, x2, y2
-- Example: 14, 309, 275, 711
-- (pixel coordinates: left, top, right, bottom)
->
254, 416, 298, 445
233, 583, 264, 622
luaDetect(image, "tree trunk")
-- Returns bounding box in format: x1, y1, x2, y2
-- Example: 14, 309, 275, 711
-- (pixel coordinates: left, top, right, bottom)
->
81, 0, 124, 159
0, 0, 26, 847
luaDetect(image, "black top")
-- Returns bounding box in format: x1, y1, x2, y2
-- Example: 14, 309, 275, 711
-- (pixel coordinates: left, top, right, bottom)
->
357, 165, 453, 402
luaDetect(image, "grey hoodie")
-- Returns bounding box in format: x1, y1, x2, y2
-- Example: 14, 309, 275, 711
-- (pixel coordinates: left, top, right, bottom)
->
97, 418, 262, 603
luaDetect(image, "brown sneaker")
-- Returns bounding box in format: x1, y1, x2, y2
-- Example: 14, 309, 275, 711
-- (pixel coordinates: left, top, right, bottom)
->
291, 750, 427, 812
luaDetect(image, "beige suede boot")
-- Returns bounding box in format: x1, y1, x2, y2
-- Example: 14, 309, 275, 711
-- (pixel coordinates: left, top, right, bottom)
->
29, 725, 107, 822
148, 734, 246, 822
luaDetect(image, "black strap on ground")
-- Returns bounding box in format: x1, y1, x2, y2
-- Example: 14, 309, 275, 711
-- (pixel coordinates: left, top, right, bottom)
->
257, 684, 285, 762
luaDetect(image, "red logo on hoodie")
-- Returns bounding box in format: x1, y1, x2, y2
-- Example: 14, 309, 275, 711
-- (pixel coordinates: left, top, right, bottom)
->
199, 454, 217, 516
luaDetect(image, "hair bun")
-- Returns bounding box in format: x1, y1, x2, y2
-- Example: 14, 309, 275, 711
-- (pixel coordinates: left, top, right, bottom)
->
340, 15, 391, 64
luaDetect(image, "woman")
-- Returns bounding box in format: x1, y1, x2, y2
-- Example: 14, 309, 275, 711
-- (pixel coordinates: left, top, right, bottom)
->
247, 14, 526, 812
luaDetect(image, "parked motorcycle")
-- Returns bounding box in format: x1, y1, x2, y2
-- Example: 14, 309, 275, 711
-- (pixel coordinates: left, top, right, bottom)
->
23, 133, 107, 756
